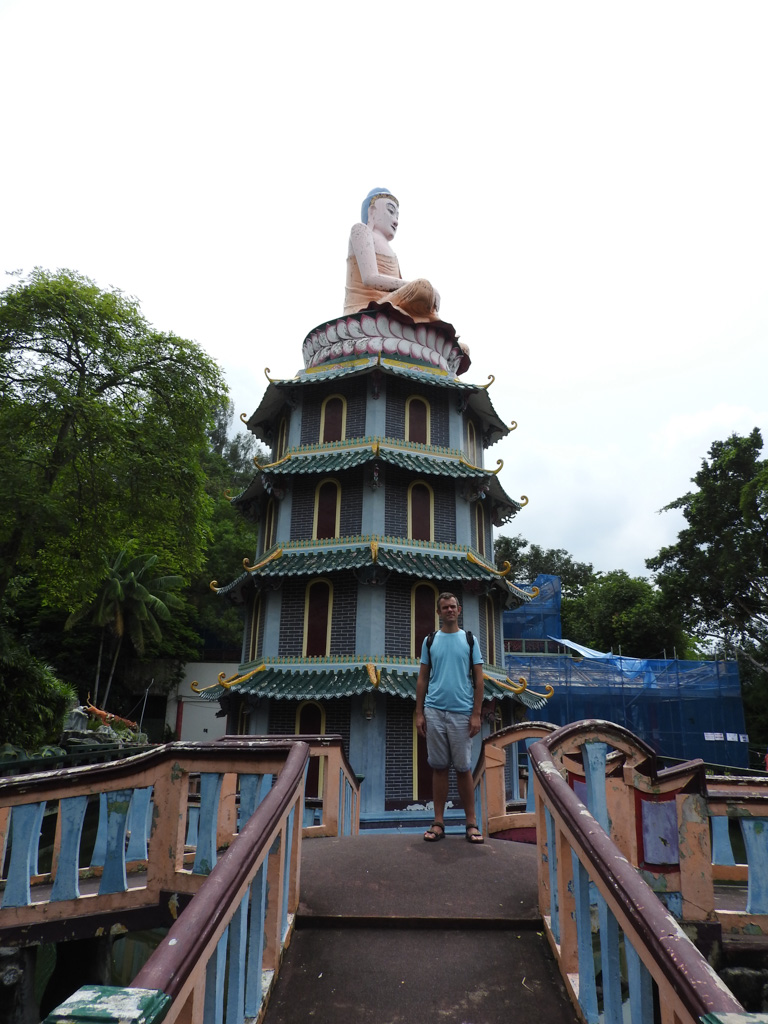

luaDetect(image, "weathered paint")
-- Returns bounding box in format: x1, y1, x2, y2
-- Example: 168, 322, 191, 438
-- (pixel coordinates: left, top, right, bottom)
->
42, 985, 170, 1024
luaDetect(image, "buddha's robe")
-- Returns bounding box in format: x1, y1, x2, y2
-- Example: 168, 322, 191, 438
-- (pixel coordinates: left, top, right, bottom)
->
344, 251, 439, 322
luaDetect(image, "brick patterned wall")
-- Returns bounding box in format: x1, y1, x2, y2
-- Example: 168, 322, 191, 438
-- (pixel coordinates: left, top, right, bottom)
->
384, 579, 468, 657
383, 470, 456, 543
300, 381, 368, 445
244, 594, 266, 661
268, 697, 351, 758
278, 578, 358, 656
384, 579, 412, 657
384, 379, 449, 446
385, 697, 414, 803
289, 472, 364, 540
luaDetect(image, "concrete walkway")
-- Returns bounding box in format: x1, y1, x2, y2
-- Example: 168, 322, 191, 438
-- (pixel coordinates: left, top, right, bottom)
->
264, 834, 578, 1024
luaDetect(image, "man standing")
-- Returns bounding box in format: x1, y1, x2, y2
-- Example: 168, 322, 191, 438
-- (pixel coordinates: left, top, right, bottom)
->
415, 592, 485, 844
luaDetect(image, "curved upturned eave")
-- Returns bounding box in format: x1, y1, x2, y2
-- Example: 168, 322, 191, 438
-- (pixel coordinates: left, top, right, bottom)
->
198, 660, 550, 710
212, 537, 537, 606
243, 359, 511, 447
229, 436, 524, 522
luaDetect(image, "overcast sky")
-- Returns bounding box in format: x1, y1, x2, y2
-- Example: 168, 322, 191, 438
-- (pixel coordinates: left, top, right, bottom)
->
2, 0, 766, 580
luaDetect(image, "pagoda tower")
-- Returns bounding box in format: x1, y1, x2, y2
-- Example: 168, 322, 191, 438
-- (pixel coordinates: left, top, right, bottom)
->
204, 192, 547, 815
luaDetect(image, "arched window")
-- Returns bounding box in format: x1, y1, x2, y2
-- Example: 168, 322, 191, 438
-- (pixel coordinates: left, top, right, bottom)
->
467, 420, 478, 465
405, 396, 430, 445
408, 480, 433, 542
484, 596, 497, 666
275, 417, 289, 461
263, 498, 277, 551
248, 596, 262, 662
296, 701, 326, 798
412, 582, 439, 658
313, 477, 341, 539
320, 394, 346, 443
474, 502, 486, 558
304, 579, 332, 656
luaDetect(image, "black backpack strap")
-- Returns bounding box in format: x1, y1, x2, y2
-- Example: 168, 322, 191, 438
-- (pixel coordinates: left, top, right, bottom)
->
466, 630, 474, 680
426, 631, 436, 670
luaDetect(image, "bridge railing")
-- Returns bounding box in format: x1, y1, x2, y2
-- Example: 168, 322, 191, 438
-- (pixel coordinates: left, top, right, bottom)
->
126, 740, 309, 1024
706, 774, 768, 938
529, 722, 745, 1024
474, 721, 557, 839
0, 735, 359, 943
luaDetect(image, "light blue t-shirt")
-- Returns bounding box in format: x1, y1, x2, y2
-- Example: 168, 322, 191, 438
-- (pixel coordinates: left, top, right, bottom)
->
420, 629, 484, 715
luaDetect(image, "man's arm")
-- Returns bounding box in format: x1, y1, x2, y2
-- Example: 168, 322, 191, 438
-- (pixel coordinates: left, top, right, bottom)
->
469, 661, 483, 738
415, 662, 430, 737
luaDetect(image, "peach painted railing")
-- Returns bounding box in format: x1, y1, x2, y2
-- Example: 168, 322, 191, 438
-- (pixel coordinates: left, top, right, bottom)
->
476, 720, 768, 944
528, 722, 745, 1024
0, 735, 359, 931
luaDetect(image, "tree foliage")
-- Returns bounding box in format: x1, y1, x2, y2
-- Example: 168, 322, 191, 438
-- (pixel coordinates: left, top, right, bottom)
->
0, 268, 226, 611
646, 429, 768, 669
561, 570, 692, 658
66, 549, 184, 705
494, 533, 594, 597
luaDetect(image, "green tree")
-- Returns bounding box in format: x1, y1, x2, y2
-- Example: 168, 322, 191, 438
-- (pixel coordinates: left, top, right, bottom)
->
646, 429, 768, 669
65, 550, 184, 707
0, 268, 226, 611
561, 570, 692, 658
494, 534, 595, 596
0, 589, 77, 748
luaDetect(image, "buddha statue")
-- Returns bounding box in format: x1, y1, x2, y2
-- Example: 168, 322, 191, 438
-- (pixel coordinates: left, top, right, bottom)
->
344, 188, 441, 322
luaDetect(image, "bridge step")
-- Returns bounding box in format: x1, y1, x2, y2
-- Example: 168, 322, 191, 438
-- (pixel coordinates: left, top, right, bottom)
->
297, 833, 541, 923
264, 926, 577, 1024
264, 834, 577, 1023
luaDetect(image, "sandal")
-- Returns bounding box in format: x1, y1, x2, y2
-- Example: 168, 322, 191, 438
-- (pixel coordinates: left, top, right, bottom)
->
465, 824, 484, 844
424, 822, 446, 842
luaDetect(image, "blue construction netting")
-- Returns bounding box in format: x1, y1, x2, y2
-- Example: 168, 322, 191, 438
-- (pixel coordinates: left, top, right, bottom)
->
505, 574, 562, 639
504, 575, 749, 769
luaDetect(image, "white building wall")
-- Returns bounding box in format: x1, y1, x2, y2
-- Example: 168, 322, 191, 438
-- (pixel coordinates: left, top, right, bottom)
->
165, 662, 239, 742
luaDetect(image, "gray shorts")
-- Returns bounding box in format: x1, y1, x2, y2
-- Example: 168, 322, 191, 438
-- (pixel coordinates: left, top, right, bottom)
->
424, 707, 472, 773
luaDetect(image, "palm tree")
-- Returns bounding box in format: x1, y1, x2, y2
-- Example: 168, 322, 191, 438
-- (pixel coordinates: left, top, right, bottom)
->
66, 549, 184, 707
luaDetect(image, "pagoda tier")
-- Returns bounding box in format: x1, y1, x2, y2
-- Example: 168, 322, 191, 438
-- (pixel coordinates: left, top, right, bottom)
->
208, 312, 548, 813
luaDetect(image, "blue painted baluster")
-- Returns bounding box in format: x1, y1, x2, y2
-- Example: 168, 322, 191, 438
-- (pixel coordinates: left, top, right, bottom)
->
204, 929, 228, 1024
239, 774, 271, 826
583, 741, 609, 832
740, 817, 768, 913
509, 740, 521, 801
245, 862, 268, 1016
281, 807, 295, 941
711, 816, 737, 865
193, 773, 223, 875
99, 789, 133, 895
225, 891, 250, 1024
524, 739, 537, 812
91, 793, 108, 866
29, 801, 46, 876
625, 937, 654, 1024
2, 802, 46, 908
186, 804, 200, 847
338, 768, 344, 836
345, 779, 353, 835
545, 806, 559, 942
573, 852, 598, 1023
51, 795, 88, 901
597, 897, 622, 1024
125, 786, 153, 860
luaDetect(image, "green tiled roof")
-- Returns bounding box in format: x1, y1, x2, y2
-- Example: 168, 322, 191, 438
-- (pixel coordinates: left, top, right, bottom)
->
198, 660, 551, 710
235, 537, 533, 592
246, 362, 510, 447
230, 437, 523, 521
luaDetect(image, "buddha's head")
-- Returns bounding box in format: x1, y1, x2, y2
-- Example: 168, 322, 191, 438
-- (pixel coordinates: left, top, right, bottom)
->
361, 187, 399, 227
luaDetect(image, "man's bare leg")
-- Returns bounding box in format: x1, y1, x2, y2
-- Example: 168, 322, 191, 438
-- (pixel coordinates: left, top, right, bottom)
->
431, 767, 449, 823
456, 769, 478, 828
